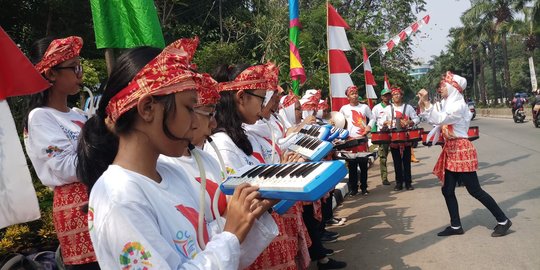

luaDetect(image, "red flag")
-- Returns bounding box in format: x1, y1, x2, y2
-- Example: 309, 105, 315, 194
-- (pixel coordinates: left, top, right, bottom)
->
328, 3, 353, 111
384, 73, 392, 89
0, 27, 49, 100
363, 47, 377, 109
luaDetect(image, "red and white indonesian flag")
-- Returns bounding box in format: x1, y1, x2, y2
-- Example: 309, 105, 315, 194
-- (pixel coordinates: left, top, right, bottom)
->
384, 73, 392, 90
363, 46, 377, 108
379, 15, 430, 55
328, 3, 353, 111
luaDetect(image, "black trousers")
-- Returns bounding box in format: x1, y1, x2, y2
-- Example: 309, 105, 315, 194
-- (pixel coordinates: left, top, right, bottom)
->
302, 205, 326, 261
390, 146, 412, 186
321, 192, 333, 224
347, 158, 368, 193
442, 170, 508, 227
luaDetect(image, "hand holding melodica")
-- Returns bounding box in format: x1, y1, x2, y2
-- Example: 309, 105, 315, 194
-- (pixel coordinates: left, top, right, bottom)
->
224, 183, 266, 243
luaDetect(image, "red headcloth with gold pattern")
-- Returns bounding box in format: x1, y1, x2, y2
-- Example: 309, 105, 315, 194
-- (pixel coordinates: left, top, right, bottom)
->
106, 37, 217, 123
281, 91, 299, 109
195, 76, 220, 106
346, 85, 358, 96
35, 36, 83, 74
391, 87, 402, 95
301, 89, 322, 111
217, 62, 278, 92
318, 98, 329, 111
441, 71, 464, 93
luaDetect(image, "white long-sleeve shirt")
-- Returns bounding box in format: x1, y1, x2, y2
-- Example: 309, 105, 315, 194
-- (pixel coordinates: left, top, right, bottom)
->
24, 107, 87, 187
89, 160, 277, 269
420, 102, 469, 138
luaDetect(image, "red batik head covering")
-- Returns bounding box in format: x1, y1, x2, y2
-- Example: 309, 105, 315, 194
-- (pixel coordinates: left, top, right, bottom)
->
217, 62, 278, 92
106, 37, 217, 123
195, 82, 220, 106
391, 87, 402, 95
440, 71, 466, 93
318, 98, 329, 111
346, 85, 358, 96
300, 89, 322, 111
35, 36, 83, 74
280, 91, 299, 109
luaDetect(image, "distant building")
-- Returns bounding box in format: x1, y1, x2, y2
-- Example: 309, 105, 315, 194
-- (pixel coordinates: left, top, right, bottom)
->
409, 63, 432, 80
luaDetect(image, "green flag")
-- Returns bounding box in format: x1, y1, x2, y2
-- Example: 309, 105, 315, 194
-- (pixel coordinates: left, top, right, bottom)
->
90, 0, 165, 49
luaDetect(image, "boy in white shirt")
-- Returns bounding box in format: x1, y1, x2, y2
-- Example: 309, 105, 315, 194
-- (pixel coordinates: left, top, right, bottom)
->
339, 85, 373, 196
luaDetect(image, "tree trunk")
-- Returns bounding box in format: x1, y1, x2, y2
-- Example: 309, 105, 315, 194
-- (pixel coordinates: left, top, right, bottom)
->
479, 60, 487, 104
501, 32, 511, 99
489, 44, 498, 104
104, 49, 115, 76
471, 46, 478, 101
46, 4, 53, 36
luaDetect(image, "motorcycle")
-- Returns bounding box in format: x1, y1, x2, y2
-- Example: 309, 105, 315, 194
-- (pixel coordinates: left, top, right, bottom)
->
533, 105, 540, 128
513, 107, 526, 123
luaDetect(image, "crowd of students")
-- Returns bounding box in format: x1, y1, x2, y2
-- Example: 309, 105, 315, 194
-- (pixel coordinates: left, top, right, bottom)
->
22, 35, 513, 270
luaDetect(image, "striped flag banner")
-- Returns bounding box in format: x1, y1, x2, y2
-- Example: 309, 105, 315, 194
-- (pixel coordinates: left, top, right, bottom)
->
328, 3, 353, 111
384, 73, 392, 90
379, 15, 430, 55
363, 46, 377, 108
289, 0, 305, 95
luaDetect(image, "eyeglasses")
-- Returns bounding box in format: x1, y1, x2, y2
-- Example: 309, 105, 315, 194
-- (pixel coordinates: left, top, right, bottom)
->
245, 91, 266, 104
193, 108, 215, 119
53, 64, 83, 77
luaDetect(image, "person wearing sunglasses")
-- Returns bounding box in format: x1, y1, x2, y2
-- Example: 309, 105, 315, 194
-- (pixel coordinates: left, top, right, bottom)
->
23, 36, 100, 269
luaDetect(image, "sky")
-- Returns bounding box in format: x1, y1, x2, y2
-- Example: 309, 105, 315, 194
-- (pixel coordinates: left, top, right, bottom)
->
411, 0, 472, 63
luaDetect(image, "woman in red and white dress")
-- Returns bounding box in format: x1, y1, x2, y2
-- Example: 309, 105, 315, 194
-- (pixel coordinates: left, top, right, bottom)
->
24, 36, 99, 269
418, 71, 512, 237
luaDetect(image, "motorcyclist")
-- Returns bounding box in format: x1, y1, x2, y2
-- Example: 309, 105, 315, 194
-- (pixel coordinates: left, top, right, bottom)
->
531, 89, 540, 122
511, 93, 526, 116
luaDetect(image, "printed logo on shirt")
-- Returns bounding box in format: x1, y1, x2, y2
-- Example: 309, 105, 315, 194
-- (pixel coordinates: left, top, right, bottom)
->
45, 145, 63, 158
174, 205, 209, 259
87, 207, 94, 231
351, 110, 367, 135
60, 125, 80, 141
119, 242, 153, 269
173, 230, 198, 259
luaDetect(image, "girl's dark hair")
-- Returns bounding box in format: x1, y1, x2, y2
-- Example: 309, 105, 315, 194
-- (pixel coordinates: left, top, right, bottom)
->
77, 46, 181, 192
211, 63, 254, 155
23, 36, 56, 130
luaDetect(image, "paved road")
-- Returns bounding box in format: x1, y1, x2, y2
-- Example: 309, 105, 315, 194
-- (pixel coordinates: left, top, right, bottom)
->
318, 117, 540, 269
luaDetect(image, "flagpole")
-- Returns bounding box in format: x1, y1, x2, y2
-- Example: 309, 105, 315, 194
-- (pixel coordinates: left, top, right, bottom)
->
326, 0, 332, 111
349, 49, 379, 75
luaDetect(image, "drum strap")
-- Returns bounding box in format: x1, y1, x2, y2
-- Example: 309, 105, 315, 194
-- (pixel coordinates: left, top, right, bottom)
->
391, 104, 410, 130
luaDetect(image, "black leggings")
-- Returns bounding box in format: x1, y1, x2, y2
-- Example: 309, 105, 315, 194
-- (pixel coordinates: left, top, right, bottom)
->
442, 170, 507, 227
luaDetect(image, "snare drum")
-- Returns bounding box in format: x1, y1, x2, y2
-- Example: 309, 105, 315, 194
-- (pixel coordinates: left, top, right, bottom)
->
407, 128, 424, 142
421, 130, 444, 146
390, 130, 408, 143
371, 131, 391, 144
468, 126, 479, 141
